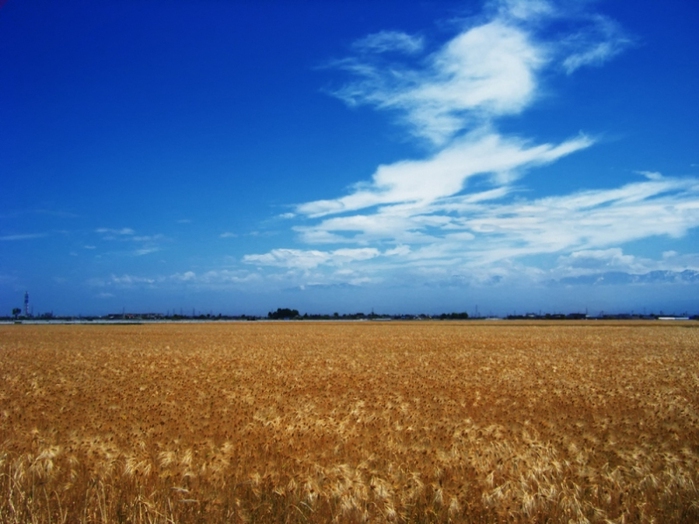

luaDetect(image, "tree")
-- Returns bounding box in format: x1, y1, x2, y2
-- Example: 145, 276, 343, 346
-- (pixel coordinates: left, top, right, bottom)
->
439, 312, 469, 320
268, 308, 300, 320
12, 307, 21, 319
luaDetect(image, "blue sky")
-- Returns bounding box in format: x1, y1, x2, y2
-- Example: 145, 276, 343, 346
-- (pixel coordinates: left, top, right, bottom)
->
1, 0, 698, 316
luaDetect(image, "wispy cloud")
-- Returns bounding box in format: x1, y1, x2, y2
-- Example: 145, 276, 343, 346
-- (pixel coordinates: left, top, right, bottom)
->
291, 176, 699, 277
132, 234, 164, 243
352, 31, 424, 55
236, 0, 694, 295
327, 0, 629, 147
102, 274, 157, 287
439, 176, 699, 261
244, 247, 383, 270
132, 247, 160, 257
294, 0, 628, 227
89, 269, 264, 291
96, 227, 135, 237
0, 209, 78, 220
493, 0, 556, 21
0, 233, 46, 241
297, 131, 592, 217
636, 170, 663, 181
560, 15, 632, 74
94, 227, 165, 256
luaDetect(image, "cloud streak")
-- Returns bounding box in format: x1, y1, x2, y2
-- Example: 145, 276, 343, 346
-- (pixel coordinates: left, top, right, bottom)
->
351, 31, 424, 55
94, 227, 165, 256
0, 233, 46, 241
237, 0, 696, 297
244, 247, 382, 270
295, 0, 629, 225
560, 15, 632, 74
297, 131, 593, 217
96, 227, 135, 236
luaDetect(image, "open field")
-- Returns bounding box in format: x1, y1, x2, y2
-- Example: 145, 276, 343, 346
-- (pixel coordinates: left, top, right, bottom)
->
1, 322, 698, 523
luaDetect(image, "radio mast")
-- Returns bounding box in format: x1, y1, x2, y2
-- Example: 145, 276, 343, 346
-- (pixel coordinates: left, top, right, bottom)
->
24, 291, 30, 317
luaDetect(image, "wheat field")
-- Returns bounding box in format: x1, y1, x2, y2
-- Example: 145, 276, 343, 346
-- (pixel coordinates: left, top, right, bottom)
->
1, 321, 698, 523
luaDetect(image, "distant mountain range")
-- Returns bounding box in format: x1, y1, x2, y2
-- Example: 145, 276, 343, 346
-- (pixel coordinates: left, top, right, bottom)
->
560, 269, 699, 286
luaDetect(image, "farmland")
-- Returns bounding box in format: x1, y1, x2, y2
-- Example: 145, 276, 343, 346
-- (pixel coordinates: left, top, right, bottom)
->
1, 322, 698, 523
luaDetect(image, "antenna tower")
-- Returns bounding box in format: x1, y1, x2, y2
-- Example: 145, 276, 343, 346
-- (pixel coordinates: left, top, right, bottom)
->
24, 291, 29, 317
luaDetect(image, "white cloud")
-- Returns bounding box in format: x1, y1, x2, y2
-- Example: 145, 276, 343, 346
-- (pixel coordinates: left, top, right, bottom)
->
328, 0, 628, 146
385, 245, 411, 257
298, 132, 592, 217
108, 274, 157, 287
96, 227, 134, 236
195, 270, 264, 285
132, 234, 164, 242
93, 227, 166, 256
332, 19, 547, 145
288, 175, 699, 276
236, 0, 696, 295
442, 177, 699, 260
558, 248, 639, 271
244, 249, 329, 270
295, 0, 624, 230
132, 247, 160, 256
494, 0, 556, 22
89, 269, 267, 292
636, 170, 663, 181
561, 16, 631, 74
173, 271, 197, 282
243, 247, 381, 270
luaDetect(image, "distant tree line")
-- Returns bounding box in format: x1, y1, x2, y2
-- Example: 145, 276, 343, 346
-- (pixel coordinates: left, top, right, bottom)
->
5, 306, 697, 322
267, 309, 470, 320
438, 312, 470, 320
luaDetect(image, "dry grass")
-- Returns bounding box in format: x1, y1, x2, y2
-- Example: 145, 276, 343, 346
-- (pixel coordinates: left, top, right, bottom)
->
1, 321, 698, 523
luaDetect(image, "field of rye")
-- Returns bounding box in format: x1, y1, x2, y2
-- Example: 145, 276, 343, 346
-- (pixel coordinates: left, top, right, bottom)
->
1, 321, 698, 523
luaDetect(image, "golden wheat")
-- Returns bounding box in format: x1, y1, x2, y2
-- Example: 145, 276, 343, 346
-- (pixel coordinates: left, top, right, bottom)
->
0, 321, 698, 522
